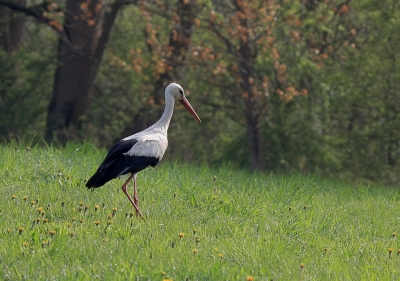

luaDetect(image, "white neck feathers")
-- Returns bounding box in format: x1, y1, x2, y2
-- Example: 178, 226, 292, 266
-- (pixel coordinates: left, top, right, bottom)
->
148, 91, 175, 135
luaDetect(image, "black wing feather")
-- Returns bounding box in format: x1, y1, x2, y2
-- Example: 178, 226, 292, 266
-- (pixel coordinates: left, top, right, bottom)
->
103, 139, 138, 165
86, 138, 159, 188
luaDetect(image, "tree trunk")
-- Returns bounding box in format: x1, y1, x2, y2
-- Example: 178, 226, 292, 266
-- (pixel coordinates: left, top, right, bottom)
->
0, 0, 25, 52
45, 0, 132, 142
0, 0, 134, 142
0, 0, 26, 138
242, 75, 264, 171
235, 1, 264, 171
247, 120, 263, 171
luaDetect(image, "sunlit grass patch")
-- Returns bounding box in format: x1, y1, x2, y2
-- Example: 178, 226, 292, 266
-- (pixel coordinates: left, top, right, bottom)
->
1, 142, 400, 280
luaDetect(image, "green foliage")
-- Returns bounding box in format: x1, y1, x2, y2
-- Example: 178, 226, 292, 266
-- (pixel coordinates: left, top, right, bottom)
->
0, 19, 56, 140
2, 143, 400, 280
319, 0, 400, 182
2, 0, 400, 182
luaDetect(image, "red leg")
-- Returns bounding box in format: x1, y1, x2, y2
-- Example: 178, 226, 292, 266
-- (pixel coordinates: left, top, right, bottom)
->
121, 173, 143, 218
133, 174, 139, 210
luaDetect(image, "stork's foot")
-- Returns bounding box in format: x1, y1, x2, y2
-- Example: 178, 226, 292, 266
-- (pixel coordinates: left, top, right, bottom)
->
133, 174, 140, 217
134, 207, 144, 218
128, 196, 143, 219
121, 174, 144, 219
134, 195, 139, 215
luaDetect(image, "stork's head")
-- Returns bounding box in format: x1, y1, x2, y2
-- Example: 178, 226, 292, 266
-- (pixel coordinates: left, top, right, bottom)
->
166, 83, 202, 123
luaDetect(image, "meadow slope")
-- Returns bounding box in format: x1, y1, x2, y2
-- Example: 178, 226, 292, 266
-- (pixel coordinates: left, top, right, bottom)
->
1, 143, 400, 280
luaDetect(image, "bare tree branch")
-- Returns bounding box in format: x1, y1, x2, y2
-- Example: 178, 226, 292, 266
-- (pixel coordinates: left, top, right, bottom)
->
0, 0, 39, 18
93, 0, 138, 61
0, 0, 71, 45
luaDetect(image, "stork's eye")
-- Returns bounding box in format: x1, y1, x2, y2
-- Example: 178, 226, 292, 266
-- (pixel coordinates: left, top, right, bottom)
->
179, 89, 183, 95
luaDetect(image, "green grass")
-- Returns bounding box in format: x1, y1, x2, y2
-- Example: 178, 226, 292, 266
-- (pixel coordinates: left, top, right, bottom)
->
1, 142, 400, 280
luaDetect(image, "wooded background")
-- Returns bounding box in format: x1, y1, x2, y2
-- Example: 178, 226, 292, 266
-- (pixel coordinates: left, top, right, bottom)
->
1, 0, 399, 183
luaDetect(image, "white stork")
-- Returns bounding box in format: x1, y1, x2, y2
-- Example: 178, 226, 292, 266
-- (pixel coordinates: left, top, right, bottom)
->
86, 83, 201, 217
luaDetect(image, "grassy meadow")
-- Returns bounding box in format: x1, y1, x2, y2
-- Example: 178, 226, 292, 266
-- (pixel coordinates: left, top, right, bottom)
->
1, 143, 400, 280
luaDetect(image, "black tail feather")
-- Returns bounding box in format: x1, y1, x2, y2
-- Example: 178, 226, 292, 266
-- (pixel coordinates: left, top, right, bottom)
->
86, 155, 159, 189
86, 170, 113, 188
86, 172, 102, 188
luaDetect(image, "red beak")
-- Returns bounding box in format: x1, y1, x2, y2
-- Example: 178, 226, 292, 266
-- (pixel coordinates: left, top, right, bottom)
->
180, 96, 202, 123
